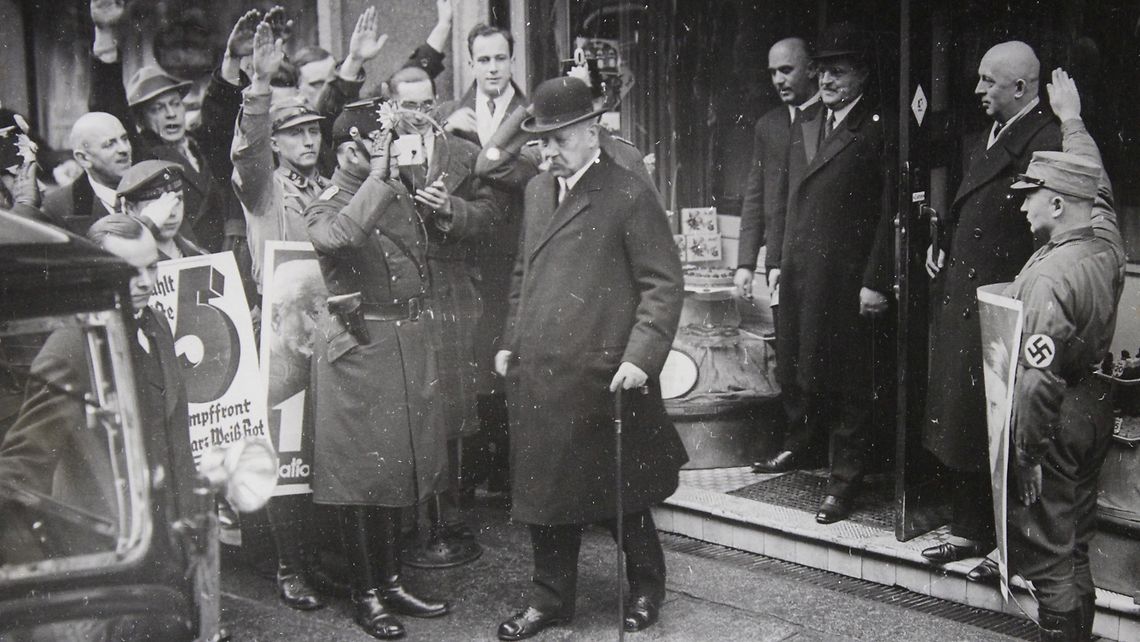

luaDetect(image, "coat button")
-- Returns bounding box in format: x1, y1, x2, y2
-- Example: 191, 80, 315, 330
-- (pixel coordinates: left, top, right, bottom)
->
973, 227, 983, 239
943, 295, 951, 305
967, 268, 977, 280
962, 307, 971, 319
391, 275, 398, 282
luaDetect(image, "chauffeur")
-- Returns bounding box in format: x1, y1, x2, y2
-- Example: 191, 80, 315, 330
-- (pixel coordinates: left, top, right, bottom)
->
1003, 70, 1124, 642
303, 100, 450, 640
493, 77, 686, 640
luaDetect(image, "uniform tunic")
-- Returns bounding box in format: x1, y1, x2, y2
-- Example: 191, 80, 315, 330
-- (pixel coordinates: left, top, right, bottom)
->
1003, 119, 1125, 592
304, 167, 445, 507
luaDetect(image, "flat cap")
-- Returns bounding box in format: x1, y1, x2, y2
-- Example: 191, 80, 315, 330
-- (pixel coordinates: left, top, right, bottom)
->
331, 98, 384, 146
270, 96, 325, 133
126, 65, 193, 108
1011, 151, 1100, 201
117, 160, 184, 202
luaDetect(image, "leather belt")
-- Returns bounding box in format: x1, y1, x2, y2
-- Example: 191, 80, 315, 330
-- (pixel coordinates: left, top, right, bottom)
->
359, 297, 425, 322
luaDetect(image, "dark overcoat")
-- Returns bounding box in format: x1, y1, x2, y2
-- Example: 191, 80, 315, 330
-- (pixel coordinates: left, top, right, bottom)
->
304, 168, 445, 507
502, 150, 687, 526
39, 177, 114, 237
776, 97, 895, 396
922, 105, 1059, 471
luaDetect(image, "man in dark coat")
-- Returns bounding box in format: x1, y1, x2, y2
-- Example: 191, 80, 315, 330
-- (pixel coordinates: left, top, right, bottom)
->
493, 77, 686, 640
39, 112, 132, 235
920, 41, 1061, 574
1003, 69, 1124, 640
760, 24, 896, 524
734, 36, 821, 316
303, 100, 450, 640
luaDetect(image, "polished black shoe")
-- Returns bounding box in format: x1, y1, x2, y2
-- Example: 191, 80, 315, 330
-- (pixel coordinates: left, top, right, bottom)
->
497, 606, 570, 641
815, 495, 853, 524
966, 557, 1001, 585
354, 589, 406, 640
379, 579, 450, 618
623, 594, 661, 632
277, 571, 325, 611
752, 450, 798, 474
920, 541, 990, 564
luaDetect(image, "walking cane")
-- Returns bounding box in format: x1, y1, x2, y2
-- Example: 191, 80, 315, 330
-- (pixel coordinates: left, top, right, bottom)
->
613, 387, 626, 642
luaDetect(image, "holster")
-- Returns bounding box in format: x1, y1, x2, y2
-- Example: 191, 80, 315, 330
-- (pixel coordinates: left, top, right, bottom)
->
327, 293, 371, 345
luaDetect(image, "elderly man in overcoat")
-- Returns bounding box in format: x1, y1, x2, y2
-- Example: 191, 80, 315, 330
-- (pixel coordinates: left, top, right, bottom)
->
493, 77, 686, 640
920, 41, 1061, 576
763, 24, 896, 524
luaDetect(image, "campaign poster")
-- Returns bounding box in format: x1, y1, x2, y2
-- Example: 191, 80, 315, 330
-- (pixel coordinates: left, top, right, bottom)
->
977, 284, 1024, 601
260, 242, 327, 496
149, 252, 269, 468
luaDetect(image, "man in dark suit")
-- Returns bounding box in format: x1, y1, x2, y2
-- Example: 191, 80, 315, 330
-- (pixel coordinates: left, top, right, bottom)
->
919, 41, 1061, 577
735, 37, 821, 313
39, 112, 132, 235
493, 77, 687, 640
758, 24, 896, 524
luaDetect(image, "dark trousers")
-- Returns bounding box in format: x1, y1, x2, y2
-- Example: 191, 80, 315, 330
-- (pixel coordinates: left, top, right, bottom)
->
782, 387, 871, 499
949, 470, 995, 544
527, 510, 666, 615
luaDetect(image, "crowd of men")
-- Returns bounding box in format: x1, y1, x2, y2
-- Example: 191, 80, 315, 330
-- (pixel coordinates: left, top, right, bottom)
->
0, 3, 1127, 641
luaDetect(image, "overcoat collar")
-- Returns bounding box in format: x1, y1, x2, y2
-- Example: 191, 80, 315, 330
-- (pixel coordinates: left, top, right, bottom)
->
529, 150, 610, 259
951, 104, 1056, 209
801, 95, 873, 180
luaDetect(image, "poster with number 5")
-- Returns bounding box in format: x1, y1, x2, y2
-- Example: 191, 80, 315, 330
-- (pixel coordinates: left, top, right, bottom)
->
260, 242, 328, 496
149, 252, 269, 468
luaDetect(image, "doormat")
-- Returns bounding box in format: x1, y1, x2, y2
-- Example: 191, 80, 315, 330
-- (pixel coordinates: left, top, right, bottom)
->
727, 471, 894, 530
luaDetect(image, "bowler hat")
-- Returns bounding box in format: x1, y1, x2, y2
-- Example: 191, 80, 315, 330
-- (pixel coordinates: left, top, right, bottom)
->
270, 96, 325, 134
521, 77, 606, 133
331, 98, 384, 146
127, 65, 193, 107
117, 160, 184, 202
1011, 151, 1100, 201
814, 22, 870, 61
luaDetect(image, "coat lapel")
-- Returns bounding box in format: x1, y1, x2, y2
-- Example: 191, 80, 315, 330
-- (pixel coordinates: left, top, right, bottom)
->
802, 98, 867, 182
529, 156, 606, 259
951, 105, 1055, 209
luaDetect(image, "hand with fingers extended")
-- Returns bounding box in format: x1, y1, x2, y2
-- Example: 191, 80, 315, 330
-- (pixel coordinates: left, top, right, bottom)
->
90, 0, 125, 29
348, 6, 389, 62
1046, 67, 1082, 123
139, 191, 183, 230
226, 9, 262, 58
262, 5, 294, 45
250, 20, 284, 92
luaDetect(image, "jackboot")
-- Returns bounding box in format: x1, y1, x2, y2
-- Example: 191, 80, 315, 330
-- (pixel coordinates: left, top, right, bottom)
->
374, 507, 450, 618
341, 507, 405, 639
1037, 607, 1081, 642
274, 532, 324, 610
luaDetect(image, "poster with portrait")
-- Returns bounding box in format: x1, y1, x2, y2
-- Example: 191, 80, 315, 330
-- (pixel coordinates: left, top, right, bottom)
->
976, 283, 1024, 601
260, 242, 328, 496
149, 252, 269, 468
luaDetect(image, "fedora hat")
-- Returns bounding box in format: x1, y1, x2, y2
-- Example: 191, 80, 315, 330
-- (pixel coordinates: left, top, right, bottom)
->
813, 22, 870, 62
521, 77, 606, 133
126, 65, 193, 107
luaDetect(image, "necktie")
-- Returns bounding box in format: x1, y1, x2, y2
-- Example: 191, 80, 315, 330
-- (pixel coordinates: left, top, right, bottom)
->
824, 112, 836, 139
993, 120, 1005, 137
487, 98, 497, 119
791, 107, 803, 128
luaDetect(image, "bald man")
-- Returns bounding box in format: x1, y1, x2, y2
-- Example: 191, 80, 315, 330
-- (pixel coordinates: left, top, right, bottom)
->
920, 41, 1061, 579
40, 112, 133, 235
736, 37, 821, 313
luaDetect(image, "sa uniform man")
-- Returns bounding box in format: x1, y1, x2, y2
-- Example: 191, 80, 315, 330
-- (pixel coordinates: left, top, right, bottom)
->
1003, 69, 1125, 642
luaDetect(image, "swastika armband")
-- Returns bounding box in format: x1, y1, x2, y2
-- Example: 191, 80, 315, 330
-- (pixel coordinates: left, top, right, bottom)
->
1019, 333, 1065, 373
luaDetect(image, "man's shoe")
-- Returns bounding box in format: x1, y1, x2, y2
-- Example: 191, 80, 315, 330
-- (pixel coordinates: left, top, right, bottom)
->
815, 495, 853, 524
277, 571, 324, 611
965, 558, 1001, 584
752, 450, 798, 474
920, 541, 990, 564
354, 589, 406, 640
623, 595, 661, 632
497, 606, 569, 641
379, 578, 450, 618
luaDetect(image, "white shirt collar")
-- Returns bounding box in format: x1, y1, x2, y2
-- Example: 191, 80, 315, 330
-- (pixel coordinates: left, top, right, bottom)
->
787, 92, 821, 122
827, 93, 862, 127
475, 84, 516, 146
88, 174, 118, 212
987, 96, 1039, 149
558, 148, 602, 201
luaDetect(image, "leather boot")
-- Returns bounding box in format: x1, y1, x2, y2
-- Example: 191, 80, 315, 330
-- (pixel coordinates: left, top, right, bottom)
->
341, 507, 405, 639
1037, 607, 1081, 642
374, 507, 450, 618
274, 529, 323, 610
